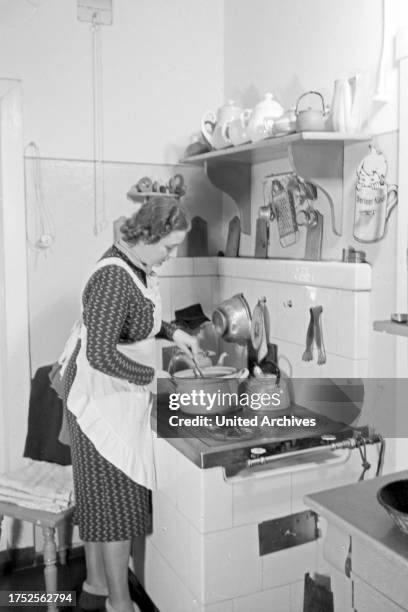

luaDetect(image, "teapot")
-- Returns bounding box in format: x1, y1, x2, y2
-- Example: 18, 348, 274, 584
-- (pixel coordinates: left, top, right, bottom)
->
201, 100, 244, 150
295, 91, 330, 132
246, 92, 284, 142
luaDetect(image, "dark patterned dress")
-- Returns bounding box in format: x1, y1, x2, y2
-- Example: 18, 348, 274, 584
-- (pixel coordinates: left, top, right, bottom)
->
63, 245, 175, 542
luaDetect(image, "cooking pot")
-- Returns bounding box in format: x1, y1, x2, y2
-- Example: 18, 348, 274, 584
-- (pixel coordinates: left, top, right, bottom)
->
171, 366, 248, 415
212, 293, 251, 345
295, 91, 329, 132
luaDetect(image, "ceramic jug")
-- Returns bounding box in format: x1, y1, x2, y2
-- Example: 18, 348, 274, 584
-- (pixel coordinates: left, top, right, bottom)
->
331, 73, 370, 134
353, 146, 398, 243
246, 93, 284, 142
201, 100, 244, 150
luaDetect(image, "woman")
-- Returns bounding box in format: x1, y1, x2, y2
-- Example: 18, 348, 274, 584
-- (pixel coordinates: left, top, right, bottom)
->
61, 198, 198, 612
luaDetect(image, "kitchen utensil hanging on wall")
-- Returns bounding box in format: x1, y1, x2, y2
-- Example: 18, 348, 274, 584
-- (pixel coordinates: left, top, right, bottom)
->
263, 172, 319, 248
24, 142, 56, 257
186, 216, 209, 256
251, 297, 270, 363
254, 206, 271, 257
302, 305, 326, 365
304, 210, 324, 260
225, 216, 241, 256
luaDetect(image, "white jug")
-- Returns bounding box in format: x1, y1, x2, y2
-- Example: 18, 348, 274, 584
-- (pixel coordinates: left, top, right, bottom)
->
331, 73, 370, 133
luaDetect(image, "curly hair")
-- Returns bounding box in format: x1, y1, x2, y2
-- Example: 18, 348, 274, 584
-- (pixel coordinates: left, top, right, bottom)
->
120, 197, 190, 245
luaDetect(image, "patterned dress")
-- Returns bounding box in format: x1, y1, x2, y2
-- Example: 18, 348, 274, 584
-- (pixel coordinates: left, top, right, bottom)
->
63, 245, 175, 542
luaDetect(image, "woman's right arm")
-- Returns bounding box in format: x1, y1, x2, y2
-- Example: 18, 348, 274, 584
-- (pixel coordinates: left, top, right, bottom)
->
84, 266, 155, 386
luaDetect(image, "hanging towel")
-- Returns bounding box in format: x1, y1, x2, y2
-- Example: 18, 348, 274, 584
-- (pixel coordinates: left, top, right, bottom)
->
23, 366, 71, 466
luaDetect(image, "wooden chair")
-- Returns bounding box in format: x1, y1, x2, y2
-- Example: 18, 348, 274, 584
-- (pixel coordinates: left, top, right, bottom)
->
0, 501, 75, 612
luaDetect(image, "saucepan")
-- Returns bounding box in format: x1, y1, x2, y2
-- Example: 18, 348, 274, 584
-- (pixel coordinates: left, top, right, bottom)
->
171, 366, 249, 415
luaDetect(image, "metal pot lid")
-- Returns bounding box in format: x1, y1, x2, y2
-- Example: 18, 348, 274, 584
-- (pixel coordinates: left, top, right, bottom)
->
251, 297, 270, 361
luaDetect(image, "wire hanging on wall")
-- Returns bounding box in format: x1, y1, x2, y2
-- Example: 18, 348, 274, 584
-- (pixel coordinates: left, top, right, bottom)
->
90, 11, 108, 235
24, 141, 56, 257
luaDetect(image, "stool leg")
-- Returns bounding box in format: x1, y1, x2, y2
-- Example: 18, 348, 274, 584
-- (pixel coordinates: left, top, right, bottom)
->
57, 522, 67, 566
42, 526, 58, 612
0, 514, 3, 547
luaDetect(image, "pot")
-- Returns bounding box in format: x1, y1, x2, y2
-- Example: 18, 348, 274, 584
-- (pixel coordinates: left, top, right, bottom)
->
212, 293, 251, 345
172, 366, 248, 415
295, 91, 329, 132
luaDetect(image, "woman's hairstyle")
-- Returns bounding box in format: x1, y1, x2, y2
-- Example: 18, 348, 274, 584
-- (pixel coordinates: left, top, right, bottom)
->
120, 197, 190, 245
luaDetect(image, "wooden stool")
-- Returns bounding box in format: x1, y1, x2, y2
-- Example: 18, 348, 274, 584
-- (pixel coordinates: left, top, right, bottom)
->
0, 502, 75, 612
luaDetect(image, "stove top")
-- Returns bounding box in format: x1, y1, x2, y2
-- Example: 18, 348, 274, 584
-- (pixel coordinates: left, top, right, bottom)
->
154, 395, 370, 470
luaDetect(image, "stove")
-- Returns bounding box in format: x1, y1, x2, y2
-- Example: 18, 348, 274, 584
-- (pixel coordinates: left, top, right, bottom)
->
154, 395, 381, 472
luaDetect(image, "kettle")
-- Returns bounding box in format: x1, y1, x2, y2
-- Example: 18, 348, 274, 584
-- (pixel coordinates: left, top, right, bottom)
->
295, 91, 329, 132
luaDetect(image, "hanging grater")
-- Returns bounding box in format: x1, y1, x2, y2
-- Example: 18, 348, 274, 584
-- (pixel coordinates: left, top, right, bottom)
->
264, 176, 299, 247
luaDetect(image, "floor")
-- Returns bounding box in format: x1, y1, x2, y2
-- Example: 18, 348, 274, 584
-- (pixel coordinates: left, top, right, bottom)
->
0, 554, 158, 612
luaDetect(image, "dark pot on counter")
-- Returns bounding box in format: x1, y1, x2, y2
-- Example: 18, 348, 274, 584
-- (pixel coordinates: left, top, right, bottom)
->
171, 366, 248, 415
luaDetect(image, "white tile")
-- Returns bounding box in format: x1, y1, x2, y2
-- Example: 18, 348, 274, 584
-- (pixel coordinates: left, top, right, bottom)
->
232, 472, 291, 526
159, 277, 172, 320
171, 276, 200, 311
193, 257, 218, 276
217, 258, 372, 291
336, 292, 370, 359
176, 455, 233, 533
144, 539, 201, 612
154, 437, 179, 505
199, 525, 262, 604
232, 584, 290, 612
275, 285, 307, 345
150, 491, 190, 585
289, 580, 304, 612
158, 257, 194, 277
262, 541, 318, 589
291, 451, 355, 514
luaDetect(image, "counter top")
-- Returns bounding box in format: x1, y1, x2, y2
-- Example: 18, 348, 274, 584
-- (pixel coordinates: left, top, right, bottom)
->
304, 470, 408, 567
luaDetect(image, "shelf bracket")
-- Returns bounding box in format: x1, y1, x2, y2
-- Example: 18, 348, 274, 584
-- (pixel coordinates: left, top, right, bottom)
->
205, 160, 251, 234
288, 141, 346, 236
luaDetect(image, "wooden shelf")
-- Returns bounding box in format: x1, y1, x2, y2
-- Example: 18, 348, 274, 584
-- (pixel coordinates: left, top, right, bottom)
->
181, 132, 371, 165
181, 132, 371, 236
373, 320, 408, 337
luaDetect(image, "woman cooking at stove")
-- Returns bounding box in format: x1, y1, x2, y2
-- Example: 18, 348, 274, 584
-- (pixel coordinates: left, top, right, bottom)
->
60, 197, 198, 612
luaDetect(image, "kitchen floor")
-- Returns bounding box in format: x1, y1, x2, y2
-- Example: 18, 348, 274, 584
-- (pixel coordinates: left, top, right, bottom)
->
0, 554, 158, 612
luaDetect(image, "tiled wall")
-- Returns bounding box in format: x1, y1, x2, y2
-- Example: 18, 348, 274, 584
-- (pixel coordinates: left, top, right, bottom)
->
217, 257, 372, 379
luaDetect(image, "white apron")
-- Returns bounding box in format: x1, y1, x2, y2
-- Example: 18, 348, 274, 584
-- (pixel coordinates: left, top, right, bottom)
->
61, 257, 161, 490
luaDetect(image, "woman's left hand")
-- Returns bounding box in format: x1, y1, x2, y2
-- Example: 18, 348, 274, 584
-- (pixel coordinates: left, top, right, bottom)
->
172, 329, 200, 359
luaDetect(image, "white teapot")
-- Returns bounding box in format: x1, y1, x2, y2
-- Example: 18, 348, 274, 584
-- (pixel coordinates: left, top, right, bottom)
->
201, 100, 244, 150
247, 92, 284, 142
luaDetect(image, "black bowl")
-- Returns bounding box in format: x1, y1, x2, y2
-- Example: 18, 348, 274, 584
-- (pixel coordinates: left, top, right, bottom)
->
377, 479, 408, 534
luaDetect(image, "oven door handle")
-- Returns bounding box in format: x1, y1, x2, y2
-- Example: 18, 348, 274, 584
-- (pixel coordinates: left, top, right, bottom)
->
223, 448, 352, 483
